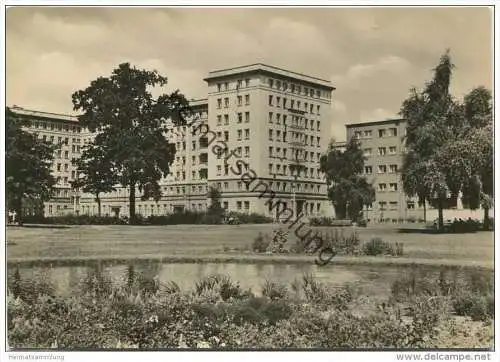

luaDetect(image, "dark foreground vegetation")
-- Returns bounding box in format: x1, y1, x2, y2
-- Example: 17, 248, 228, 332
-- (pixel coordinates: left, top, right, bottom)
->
20, 211, 273, 226
7, 265, 493, 349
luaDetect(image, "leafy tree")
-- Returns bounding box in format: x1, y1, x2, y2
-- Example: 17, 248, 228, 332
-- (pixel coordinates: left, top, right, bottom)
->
72, 63, 191, 224
5, 107, 56, 225
71, 141, 119, 217
400, 50, 461, 229
207, 185, 224, 217
401, 51, 493, 230
320, 138, 375, 221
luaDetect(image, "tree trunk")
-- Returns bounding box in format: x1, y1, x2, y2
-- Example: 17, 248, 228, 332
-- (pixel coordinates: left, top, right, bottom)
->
483, 207, 490, 230
438, 199, 444, 231
129, 183, 136, 224
96, 194, 101, 217
423, 200, 427, 223
14, 196, 23, 226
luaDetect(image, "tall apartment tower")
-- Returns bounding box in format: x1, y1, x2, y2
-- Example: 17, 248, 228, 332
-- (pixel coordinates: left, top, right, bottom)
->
203, 64, 335, 219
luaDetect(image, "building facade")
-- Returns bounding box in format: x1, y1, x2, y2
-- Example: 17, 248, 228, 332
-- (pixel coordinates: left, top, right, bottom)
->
346, 119, 489, 223
10, 63, 336, 219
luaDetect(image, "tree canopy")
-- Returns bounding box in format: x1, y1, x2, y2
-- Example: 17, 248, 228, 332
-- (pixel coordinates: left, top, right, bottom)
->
400, 50, 493, 229
72, 63, 192, 223
320, 138, 375, 221
6, 107, 57, 224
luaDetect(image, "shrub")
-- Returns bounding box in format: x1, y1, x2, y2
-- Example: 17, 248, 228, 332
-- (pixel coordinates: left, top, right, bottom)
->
261, 280, 288, 300
227, 212, 273, 224
252, 232, 271, 253
362, 238, 395, 256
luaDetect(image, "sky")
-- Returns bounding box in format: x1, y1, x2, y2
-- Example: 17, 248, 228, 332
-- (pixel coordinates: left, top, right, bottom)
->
6, 6, 493, 141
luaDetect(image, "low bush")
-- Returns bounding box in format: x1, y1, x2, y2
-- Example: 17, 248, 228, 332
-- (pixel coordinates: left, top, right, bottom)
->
362, 238, 403, 256
226, 212, 273, 224
252, 232, 271, 253
7, 269, 489, 349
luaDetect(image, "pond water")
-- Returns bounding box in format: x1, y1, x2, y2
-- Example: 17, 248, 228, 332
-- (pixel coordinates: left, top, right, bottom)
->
6, 260, 445, 299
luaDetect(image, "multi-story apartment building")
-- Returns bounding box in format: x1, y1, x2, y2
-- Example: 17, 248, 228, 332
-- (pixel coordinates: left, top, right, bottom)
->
10, 106, 83, 216
204, 64, 335, 219
345, 119, 487, 223
10, 63, 336, 219
346, 119, 410, 222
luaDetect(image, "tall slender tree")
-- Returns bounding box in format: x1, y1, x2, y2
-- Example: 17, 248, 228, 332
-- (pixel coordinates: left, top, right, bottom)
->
320, 138, 375, 221
72, 63, 191, 224
6, 107, 56, 225
400, 50, 460, 230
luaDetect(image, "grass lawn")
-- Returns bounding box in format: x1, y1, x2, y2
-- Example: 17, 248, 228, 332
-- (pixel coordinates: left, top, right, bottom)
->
6, 223, 493, 269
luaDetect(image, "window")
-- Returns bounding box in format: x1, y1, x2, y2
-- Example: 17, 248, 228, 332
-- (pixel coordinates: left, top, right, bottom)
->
244, 201, 250, 211
237, 147, 242, 157
317, 105, 320, 115
276, 114, 281, 124
57, 163, 61, 171
407, 201, 415, 209
192, 141, 196, 151
389, 201, 398, 210
269, 95, 274, 106
245, 112, 250, 123
291, 100, 295, 109
354, 131, 362, 139
64, 151, 69, 159
237, 181, 242, 190
244, 129, 250, 140
364, 130, 372, 138
237, 96, 242, 106
276, 130, 281, 141
245, 79, 250, 87
217, 84, 221, 92
389, 183, 398, 192
237, 201, 242, 210
224, 131, 229, 141
378, 147, 387, 156
366, 203, 373, 211
389, 128, 398, 136
283, 98, 287, 108
269, 164, 273, 174
379, 201, 387, 210
223, 201, 228, 209
244, 146, 250, 158
269, 147, 273, 157
269, 130, 273, 141
378, 165, 387, 173
245, 95, 250, 105
389, 164, 398, 173
389, 146, 397, 155
277, 97, 281, 107
317, 121, 320, 131
269, 112, 273, 123
283, 115, 287, 126
379, 129, 386, 138
269, 79, 274, 88
237, 80, 242, 89
378, 183, 387, 192
364, 148, 372, 157
237, 130, 242, 141
224, 82, 228, 91
224, 98, 229, 108
364, 166, 372, 174
224, 165, 229, 176
216, 165, 222, 176
317, 137, 320, 147
192, 171, 196, 179
217, 99, 222, 109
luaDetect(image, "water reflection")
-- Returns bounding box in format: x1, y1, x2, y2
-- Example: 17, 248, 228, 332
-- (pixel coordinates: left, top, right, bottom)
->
7, 261, 410, 298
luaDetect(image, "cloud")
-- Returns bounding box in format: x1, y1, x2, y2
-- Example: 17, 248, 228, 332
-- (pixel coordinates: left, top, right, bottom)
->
6, 7, 492, 139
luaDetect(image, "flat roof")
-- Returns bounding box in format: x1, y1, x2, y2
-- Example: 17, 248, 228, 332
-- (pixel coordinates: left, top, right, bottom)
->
204, 63, 335, 90
10, 106, 79, 123
190, 98, 208, 107
345, 118, 405, 128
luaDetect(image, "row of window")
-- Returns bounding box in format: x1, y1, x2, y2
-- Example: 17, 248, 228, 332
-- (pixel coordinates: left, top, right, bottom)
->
365, 201, 416, 211
268, 95, 321, 115
214, 180, 323, 193
216, 79, 251, 92
216, 112, 250, 125
268, 163, 321, 179
216, 95, 250, 109
269, 113, 321, 131
377, 183, 399, 192
354, 127, 399, 139
269, 147, 321, 162
364, 164, 398, 174
30, 120, 82, 133
175, 170, 208, 181
269, 129, 321, 147
267, 78, 325, 99
38, 134, 81, 147
364, 146, 399, 157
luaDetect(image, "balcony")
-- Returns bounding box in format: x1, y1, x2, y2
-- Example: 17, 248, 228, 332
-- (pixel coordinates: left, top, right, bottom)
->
289, 140, 305, 148
287, 108, 306, 115
287, 123, 305, 130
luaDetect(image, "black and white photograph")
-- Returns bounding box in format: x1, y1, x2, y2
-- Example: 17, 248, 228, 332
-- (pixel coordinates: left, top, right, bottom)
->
2, 1, 496, 360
